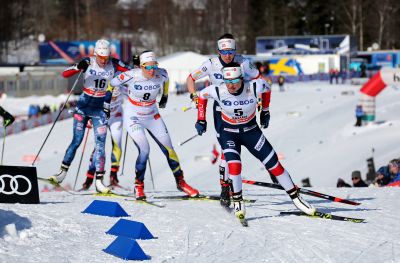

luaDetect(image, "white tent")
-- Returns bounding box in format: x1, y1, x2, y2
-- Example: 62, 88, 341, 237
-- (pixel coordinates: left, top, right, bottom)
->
158, 51, 211, 92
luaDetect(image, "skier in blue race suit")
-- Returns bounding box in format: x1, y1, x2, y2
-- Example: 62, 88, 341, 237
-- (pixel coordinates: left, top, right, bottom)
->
49, 39, 130, 193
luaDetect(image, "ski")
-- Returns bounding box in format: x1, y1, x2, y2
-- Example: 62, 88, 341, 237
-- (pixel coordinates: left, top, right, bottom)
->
125, 199, 166, 208
92, 192, 136, 199
37, 177, 77, 195
222, 205, 248, 227
280, 211, 365, 223
153, 194, 256, 203
242, 179, 360, 206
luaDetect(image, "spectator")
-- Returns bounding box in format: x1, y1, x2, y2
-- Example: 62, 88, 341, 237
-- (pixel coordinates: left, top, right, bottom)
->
360, 63, 367, 78
337, 178, 351, 188
41, 104, 51, 115
351, 170, 368, 187
329, 68, 334, 84
263, 61, 270, 76
388, 159, 400, 184
355, 105, 363, 127
372, 166, 391, 187
340, 69, 347, 84
278, 75, 285, 92
334, 69, 339, 84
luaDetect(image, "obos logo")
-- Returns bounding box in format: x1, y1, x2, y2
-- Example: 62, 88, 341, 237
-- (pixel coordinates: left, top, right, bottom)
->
134, 84, 160, 90
213, 73, 223, 79
89, 69, 113, 77
222, 99, 254, 106
222, 100, 232, 106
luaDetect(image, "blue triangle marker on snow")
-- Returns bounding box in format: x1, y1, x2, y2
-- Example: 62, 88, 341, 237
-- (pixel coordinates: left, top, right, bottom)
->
106, 219, 155, 240
104, 236, 150, 261
82, 200, 129, 217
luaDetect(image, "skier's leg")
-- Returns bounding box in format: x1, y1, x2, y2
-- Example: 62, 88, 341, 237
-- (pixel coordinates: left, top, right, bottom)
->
145, 115, 199, 196
92, 113, 110, 193
244, 128, 316, 215
125, 116, 149, 199
220, 131, 245, 217
51, 113, 89, 183
109, 115, 123, 185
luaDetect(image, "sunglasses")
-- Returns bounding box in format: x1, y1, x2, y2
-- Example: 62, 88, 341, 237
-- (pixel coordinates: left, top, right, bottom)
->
224, 78, 241, 84
142, 65, 158, 70
351, 177, 360, 180
219, 49, 236, 55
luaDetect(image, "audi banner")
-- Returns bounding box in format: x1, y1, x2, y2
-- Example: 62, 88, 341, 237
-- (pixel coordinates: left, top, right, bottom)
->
0, 166, 40, 204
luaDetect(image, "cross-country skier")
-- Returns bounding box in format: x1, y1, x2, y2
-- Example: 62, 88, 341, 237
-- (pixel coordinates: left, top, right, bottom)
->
186, 33, 271, 207
195, 63, 316, 220
108, 50, 199, 200
50, 39, 130, 193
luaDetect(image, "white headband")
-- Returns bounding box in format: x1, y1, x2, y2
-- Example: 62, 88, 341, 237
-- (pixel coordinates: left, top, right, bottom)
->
223, 67, 242, 79
217, 38, 236, 50
140, 51, 157, 65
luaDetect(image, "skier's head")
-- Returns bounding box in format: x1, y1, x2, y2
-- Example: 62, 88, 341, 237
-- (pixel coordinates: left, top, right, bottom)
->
217, 33, 236, 64
94, 39, 111, 67
140, 50, 158, 78
223, 62, 243, 94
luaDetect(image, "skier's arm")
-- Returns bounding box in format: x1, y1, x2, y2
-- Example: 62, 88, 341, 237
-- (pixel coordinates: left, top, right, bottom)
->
62, 57, 90, 78
159, 69, 169, 108
111, 58, 131, 72
187, 60, 211, 107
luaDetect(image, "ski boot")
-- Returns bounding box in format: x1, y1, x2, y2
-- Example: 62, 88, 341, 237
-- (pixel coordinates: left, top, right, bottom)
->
287, 186, 316, 215
134, 178, 146, 200
81, 171, 94, 190
49, 163, 69, 185
175, 175, 199, 197
232, 192, 246, 221
95, 172, 111, 194
109, 166, 119, 187
220, 179, 232, 207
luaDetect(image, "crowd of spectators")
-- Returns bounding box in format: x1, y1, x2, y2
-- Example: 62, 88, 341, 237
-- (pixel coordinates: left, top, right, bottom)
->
337, 158, 400, 188
27, 100, 77, 118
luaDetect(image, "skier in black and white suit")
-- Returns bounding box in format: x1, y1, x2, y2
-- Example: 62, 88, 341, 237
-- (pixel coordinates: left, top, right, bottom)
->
195, 62, 316, 220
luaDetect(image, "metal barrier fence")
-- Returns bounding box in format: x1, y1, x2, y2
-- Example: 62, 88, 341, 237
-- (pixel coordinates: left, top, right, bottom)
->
0, 72, 82, 97
1, 110, 72, 138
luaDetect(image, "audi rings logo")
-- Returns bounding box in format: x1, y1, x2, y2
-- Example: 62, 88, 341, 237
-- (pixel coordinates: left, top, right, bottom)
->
0, 174, 32, 195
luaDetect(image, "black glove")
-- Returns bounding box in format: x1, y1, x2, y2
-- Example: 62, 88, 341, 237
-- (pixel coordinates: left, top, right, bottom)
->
132, 55, 140, 67
195, 120, 207, 135
103, 102, 110, 119
159, 95, 168, 108
77, 59, 89, 72
0, 107, 15, 127
260, 110, 270, 129
190, 93, 199, 108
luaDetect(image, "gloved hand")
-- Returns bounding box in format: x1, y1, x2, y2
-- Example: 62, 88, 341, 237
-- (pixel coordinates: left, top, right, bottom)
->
260, 110, 270, 129
77, 59, 89, 72
0, 107, 14, 127
190, 93, 199, 108
195, 120, 207, 135
86, 119, 93, 129
103, 102, 110, 119
159, 95, 168, 108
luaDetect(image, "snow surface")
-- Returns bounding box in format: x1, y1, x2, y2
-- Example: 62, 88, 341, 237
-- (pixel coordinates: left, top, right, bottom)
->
1, 81, 400, 262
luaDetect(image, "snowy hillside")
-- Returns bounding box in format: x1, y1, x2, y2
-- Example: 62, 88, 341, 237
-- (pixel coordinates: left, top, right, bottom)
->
1, 81, 400, 262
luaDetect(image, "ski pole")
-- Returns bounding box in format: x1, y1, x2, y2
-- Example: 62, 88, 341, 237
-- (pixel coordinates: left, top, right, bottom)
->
32, 71, 83, 166
179, 134, 198, 146
181, 106, 193, 112
242, 179, 361, 206
120, 132, 128, 176
1, 127, 6, 165
72, 127, 90, 190
148, 158, 155, 190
